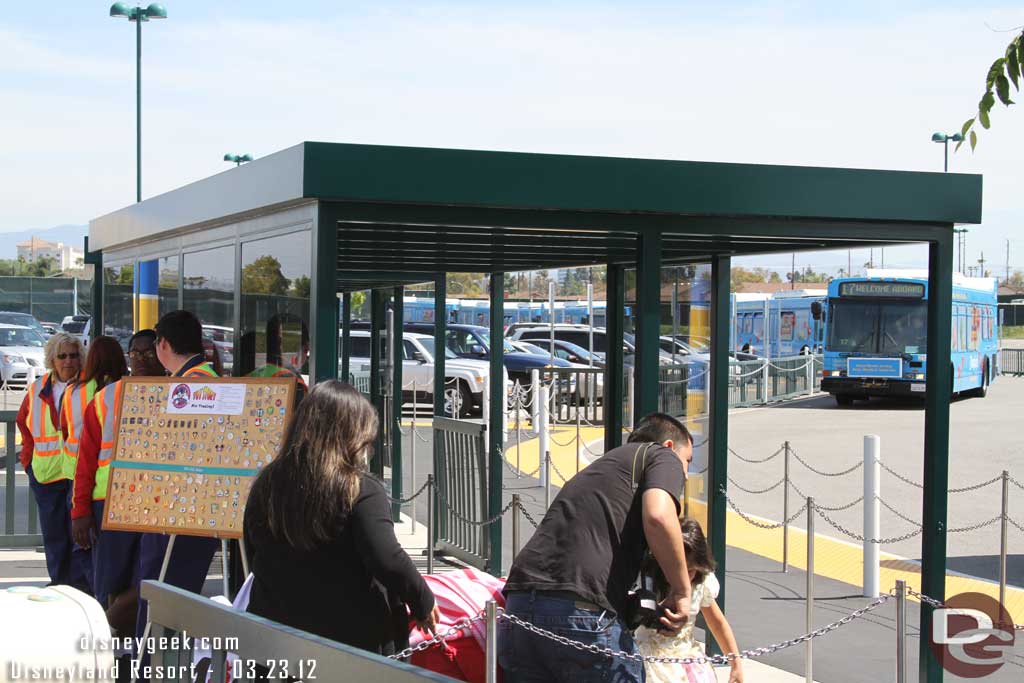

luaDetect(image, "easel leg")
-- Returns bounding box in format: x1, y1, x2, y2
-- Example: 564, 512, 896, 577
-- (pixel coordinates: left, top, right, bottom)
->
221, 539, 230, 598
239, 536, 250, 578
132, 534, 176, 683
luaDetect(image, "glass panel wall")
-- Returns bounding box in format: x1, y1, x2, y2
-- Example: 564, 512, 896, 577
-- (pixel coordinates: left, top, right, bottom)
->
237, 231, 311, 386
158, 254, 180, 319
103, 262, 135, 351
183, 246, 236, 375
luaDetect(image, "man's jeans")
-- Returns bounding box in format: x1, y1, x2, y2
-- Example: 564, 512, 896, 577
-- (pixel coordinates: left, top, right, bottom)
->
499, 591, 643, 683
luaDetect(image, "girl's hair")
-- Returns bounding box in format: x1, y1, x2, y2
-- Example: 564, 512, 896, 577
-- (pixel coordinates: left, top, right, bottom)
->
79, 336, 128, 390
646, 517, 717, 600
251, 380, 378, 551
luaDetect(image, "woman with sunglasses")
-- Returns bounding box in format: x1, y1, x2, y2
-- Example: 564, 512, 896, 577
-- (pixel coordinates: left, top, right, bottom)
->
16, 331, 87, 588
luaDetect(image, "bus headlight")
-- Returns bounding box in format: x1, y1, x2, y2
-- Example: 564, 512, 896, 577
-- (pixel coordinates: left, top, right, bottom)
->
914, 373, 925, 380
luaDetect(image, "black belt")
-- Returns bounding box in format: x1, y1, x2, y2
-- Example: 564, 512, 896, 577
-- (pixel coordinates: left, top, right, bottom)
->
510, 589, 604, 612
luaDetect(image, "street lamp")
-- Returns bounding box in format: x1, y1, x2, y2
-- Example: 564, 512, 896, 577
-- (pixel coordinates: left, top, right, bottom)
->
930, 131, 963, 173
223, 153, 254, 166
110, 3, 168, 203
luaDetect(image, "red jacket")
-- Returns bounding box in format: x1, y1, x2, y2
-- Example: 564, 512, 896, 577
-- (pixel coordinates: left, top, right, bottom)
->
15, 375, 61, 470
71, 401, 102, 520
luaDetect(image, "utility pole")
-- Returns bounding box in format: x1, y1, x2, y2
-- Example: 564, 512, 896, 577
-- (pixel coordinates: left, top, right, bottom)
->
1007, 239, 1011, 284
978, 252, 986, 277
848, 250, 852, 278
791, 253, 796, 290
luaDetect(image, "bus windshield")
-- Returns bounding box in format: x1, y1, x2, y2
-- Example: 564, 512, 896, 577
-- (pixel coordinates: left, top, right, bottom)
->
829, 300, 927, 354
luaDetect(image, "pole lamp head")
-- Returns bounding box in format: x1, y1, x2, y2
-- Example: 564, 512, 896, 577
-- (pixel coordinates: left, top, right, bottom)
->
239, 154, 253, 163
223, 153, 237, 162
931, 132, 947, 143
144, 4, 168, 19
109, 2, 131, 18
950, 133, 964, 142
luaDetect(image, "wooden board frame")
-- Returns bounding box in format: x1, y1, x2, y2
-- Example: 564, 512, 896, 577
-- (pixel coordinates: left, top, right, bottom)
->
102, 376, 297, 539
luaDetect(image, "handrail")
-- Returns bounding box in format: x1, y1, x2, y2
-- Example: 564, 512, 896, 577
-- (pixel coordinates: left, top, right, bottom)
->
140, 581, 459, 681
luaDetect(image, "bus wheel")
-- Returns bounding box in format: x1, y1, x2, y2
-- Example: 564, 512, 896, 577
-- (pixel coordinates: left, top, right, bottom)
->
834, 394, 854, 407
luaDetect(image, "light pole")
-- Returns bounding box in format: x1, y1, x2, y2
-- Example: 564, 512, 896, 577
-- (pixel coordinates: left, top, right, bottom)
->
110, 3, 168, 203
931, 131, 963, 173
224, 153, 254, 167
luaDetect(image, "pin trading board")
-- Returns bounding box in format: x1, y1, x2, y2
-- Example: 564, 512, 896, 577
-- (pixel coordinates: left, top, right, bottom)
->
102, 376, 296, 539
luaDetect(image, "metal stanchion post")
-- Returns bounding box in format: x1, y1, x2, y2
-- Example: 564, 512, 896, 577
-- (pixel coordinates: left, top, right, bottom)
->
544, 451, 552, 512
760, 357, 769, 404
863, 435, 880, 597
538, 385, 550, 488
1000, 470, 1009, 610
783, 440, 791, 572
483, 375, 490, 449
626, 366, 635, 430
806, 497, 814, 683
895, 579, 907, 683
806, 354, 814, 395
410, 380, 417, 533
575, 406, 581, 474
426, 474, 435, 575
485, 600, 498, 683
530, 369, 540, 436
515, 386, 522, 477
512, 494, 521, 558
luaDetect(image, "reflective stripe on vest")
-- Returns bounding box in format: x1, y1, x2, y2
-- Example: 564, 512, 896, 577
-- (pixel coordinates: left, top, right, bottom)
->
60, 379, 98, 481
183, 362, 218, 378
27, 375, 63, 484
92, 380, 124, 501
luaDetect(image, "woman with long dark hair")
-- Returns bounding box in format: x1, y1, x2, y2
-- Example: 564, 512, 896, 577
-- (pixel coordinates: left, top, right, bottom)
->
244, 380, 438, 654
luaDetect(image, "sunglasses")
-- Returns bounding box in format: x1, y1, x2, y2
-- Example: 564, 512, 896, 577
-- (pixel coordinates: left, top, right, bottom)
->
56, 352, 80, 360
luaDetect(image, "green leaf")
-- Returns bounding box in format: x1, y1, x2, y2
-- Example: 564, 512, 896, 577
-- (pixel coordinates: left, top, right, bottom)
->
970, 129, 977, 151
987, 58, 1006, 88
960, 118, 975, 137
979, 106, 991, 129
1008, 48, 1020, 91
996, 75, 1014, 105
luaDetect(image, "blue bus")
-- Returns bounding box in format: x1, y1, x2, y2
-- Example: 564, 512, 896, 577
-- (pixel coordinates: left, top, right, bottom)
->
820, 273, 999, 405
731, 290, 827, 358
399, 297, 625, 328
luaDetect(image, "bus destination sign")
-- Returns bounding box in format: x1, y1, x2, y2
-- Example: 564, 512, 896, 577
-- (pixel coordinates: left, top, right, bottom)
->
838, 282, 925, 298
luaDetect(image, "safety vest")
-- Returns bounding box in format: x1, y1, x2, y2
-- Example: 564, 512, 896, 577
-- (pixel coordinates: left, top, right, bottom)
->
91, 380, 124, 501
25, 374, 64, 484
60, 379, 98, 481
182, 362, 218, 378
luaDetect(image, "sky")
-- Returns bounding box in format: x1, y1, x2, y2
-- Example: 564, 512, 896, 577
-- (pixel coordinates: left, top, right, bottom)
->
1, 1, 1022, 277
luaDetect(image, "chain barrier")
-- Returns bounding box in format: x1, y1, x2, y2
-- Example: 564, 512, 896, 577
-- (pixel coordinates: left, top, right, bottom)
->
501, 452, 542, 479
691, 464, 709, 475
947, 514, 1003, 534
548, 454, 573, 485
874, 459, 923, 489
388, 614, 486, 660
435, 490, 517, 527
790, 448, 863, 477
517, 501, 542, 529
947, 474, 1003, 494
729, 444, 784, 464
728, 475, 786, 495
764, 358, 815, 372
692, 436, 709, 449
813, 505, 923, 544
722, 490, 808, 530
732, 363, 769, 379
875, 458, 1005, 494
500, 592, 893, 665
658, 368, 708, 385
1010, 475, 1024, 492
548, 431, 580, 448
784, 479, 861, 511
1009, 516, 1024, 534
875, 495, 921, 527
386, 479, 432, 506
907, 588, 1024, 632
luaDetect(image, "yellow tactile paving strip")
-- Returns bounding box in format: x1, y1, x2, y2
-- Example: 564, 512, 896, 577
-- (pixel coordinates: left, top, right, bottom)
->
495, 423, 1024, 625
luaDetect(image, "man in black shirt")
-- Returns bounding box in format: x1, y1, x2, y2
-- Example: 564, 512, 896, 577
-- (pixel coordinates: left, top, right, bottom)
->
501, 413, 694, 682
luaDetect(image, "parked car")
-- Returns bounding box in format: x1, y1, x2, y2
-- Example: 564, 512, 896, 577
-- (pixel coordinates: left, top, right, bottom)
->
0, 324, 47, 389
41, 322, 60, 336
0, 312, 48, 339
343, 330, 503, 418
508, 323, 678, 366
61, 315, 92, 347
202, 325, 234, 373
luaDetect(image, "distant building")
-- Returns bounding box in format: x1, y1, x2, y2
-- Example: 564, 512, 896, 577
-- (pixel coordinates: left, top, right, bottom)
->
15, 237, 84, 271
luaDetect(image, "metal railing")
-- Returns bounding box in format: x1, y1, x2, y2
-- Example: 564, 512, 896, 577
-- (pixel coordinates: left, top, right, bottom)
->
1000, 347, 1024, 376
1, 408, 41, 549
729, 355, 820, 408
432, 417, 490, 571
140, 580, 458, 682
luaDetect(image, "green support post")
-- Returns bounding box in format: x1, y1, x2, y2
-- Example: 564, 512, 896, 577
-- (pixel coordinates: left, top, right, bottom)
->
920, 232, 954, 683
312, 206, 339, 384
488, 273, 505, 575
604, 263, 625, 452
708, 255, 731, 654
392, 288, 404, 522
370, 289, 385, 477
340, 292, 352, 382
634, 231, 662, 420
83, 237, 102, 342
432, 275, 446, 554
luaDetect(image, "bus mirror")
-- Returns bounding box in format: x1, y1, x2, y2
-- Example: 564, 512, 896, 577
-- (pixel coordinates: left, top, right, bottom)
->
810, 301, 823, 321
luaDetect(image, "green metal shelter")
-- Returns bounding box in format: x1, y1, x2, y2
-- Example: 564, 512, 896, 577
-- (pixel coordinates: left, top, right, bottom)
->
89, 141, 982, 681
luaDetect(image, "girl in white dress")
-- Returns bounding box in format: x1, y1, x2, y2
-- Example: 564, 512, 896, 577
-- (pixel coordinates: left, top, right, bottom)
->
634, 518, 743, 683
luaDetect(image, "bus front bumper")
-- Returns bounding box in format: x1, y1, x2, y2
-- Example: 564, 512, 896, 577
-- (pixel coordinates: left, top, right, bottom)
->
821, 377, 927, 398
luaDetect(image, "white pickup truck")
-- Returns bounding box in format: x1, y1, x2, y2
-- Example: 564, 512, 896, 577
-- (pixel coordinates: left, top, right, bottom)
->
345, 330, 506, 418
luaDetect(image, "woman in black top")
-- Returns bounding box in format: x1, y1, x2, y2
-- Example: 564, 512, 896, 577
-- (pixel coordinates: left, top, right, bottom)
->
244, 380, 438, 654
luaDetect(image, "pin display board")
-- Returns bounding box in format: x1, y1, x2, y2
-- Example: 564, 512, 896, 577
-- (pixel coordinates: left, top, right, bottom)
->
102, 377, 296, 539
